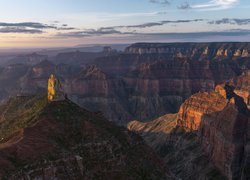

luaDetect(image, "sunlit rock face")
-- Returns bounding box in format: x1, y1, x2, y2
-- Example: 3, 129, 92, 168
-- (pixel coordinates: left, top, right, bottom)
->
48, 74, 64, 101
177, 91, 227, 131
242, 49, 249, 57
177, 84, 250, 179
129, 83, 250, 180
234, 49, 242, 57
125, 42, 250, 58
228, 70, 250, 108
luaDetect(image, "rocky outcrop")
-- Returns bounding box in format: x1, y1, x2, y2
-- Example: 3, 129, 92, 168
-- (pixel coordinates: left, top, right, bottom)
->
0, 95, 169, 179
228, 70, 250, 108
128, 83, 250, 180
128, 114, 177, 151
177, 91, 227, 131
177, 84, 250, 179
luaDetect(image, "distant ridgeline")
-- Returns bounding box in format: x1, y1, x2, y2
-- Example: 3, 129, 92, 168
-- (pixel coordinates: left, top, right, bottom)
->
125, 42, 250, 58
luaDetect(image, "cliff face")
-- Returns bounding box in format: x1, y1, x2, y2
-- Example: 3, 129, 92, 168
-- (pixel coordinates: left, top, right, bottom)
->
20, 60, 57, 94
125, 42, 250, 58
65, 65, 133, 124
228, 70, 250, 107
0, 95, 168, 179
176, 83, 250, 179
128, 83, 250, 179
177, 92, 227, 131
128, 114, 226, 180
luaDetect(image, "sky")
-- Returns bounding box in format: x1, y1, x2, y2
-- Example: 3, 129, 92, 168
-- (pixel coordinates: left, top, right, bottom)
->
0, 0, 249, 48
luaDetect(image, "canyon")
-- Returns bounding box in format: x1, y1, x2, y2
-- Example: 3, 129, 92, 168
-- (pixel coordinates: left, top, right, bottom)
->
0, 42, 249, 124
0, 42, 249, 179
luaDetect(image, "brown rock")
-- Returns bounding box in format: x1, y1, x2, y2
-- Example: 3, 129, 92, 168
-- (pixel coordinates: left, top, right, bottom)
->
177, 83, 250, 179
177, 91, 227, 131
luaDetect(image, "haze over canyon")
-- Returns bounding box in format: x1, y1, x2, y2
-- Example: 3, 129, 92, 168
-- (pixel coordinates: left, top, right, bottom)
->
0, 0, 250, 179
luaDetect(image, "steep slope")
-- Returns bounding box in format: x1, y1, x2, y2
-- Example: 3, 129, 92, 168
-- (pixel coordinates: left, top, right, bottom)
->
124, 59, 224, 120
65, 65, 132, 124
0, 95, 168, 179
128, 84, 250, 180
128, 114, 225, 180
228, 70, 250, 108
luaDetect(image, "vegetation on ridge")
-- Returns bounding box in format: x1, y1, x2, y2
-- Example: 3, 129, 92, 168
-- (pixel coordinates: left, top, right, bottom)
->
0, 94, 47, 143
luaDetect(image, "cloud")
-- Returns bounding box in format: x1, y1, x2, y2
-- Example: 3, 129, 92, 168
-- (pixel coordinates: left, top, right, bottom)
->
191, 0, 239, 11
0, 22, 56, 29
55, 19, 206, 38
208, 18, 250, 25
0, 27, 43, 34
144, 30, 250, 37
56, 28, 135, 38
56, 29, 250, 43
149, 0, 170, 4
112, 19, 205, 29
0, 21, 77, 34
178, 2, 191, 10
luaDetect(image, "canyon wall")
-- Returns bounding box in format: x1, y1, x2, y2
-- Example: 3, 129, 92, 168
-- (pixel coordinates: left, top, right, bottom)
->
1, 42, 250, 123
177, 83, 249, 179
128, 80, 250, 179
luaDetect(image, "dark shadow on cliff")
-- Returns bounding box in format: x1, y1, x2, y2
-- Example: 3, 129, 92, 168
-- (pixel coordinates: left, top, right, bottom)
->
128, 124, 227, 180
127, 83, 250, 180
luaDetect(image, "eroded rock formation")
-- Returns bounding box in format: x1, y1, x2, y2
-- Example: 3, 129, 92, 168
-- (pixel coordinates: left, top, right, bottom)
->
1, 43, 250, 124
128, 83, 250, 179
176, 83, 250, 179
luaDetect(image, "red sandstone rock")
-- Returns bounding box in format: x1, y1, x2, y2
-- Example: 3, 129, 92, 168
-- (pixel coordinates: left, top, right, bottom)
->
177, 84, 250, 179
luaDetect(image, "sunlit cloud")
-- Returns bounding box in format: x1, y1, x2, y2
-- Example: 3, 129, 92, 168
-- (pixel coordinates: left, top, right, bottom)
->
191, 0, 239, 11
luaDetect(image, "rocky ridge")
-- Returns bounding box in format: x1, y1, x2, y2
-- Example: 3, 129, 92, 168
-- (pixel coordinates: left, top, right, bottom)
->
125, 42, 250, 58
0, 95, 169, 179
